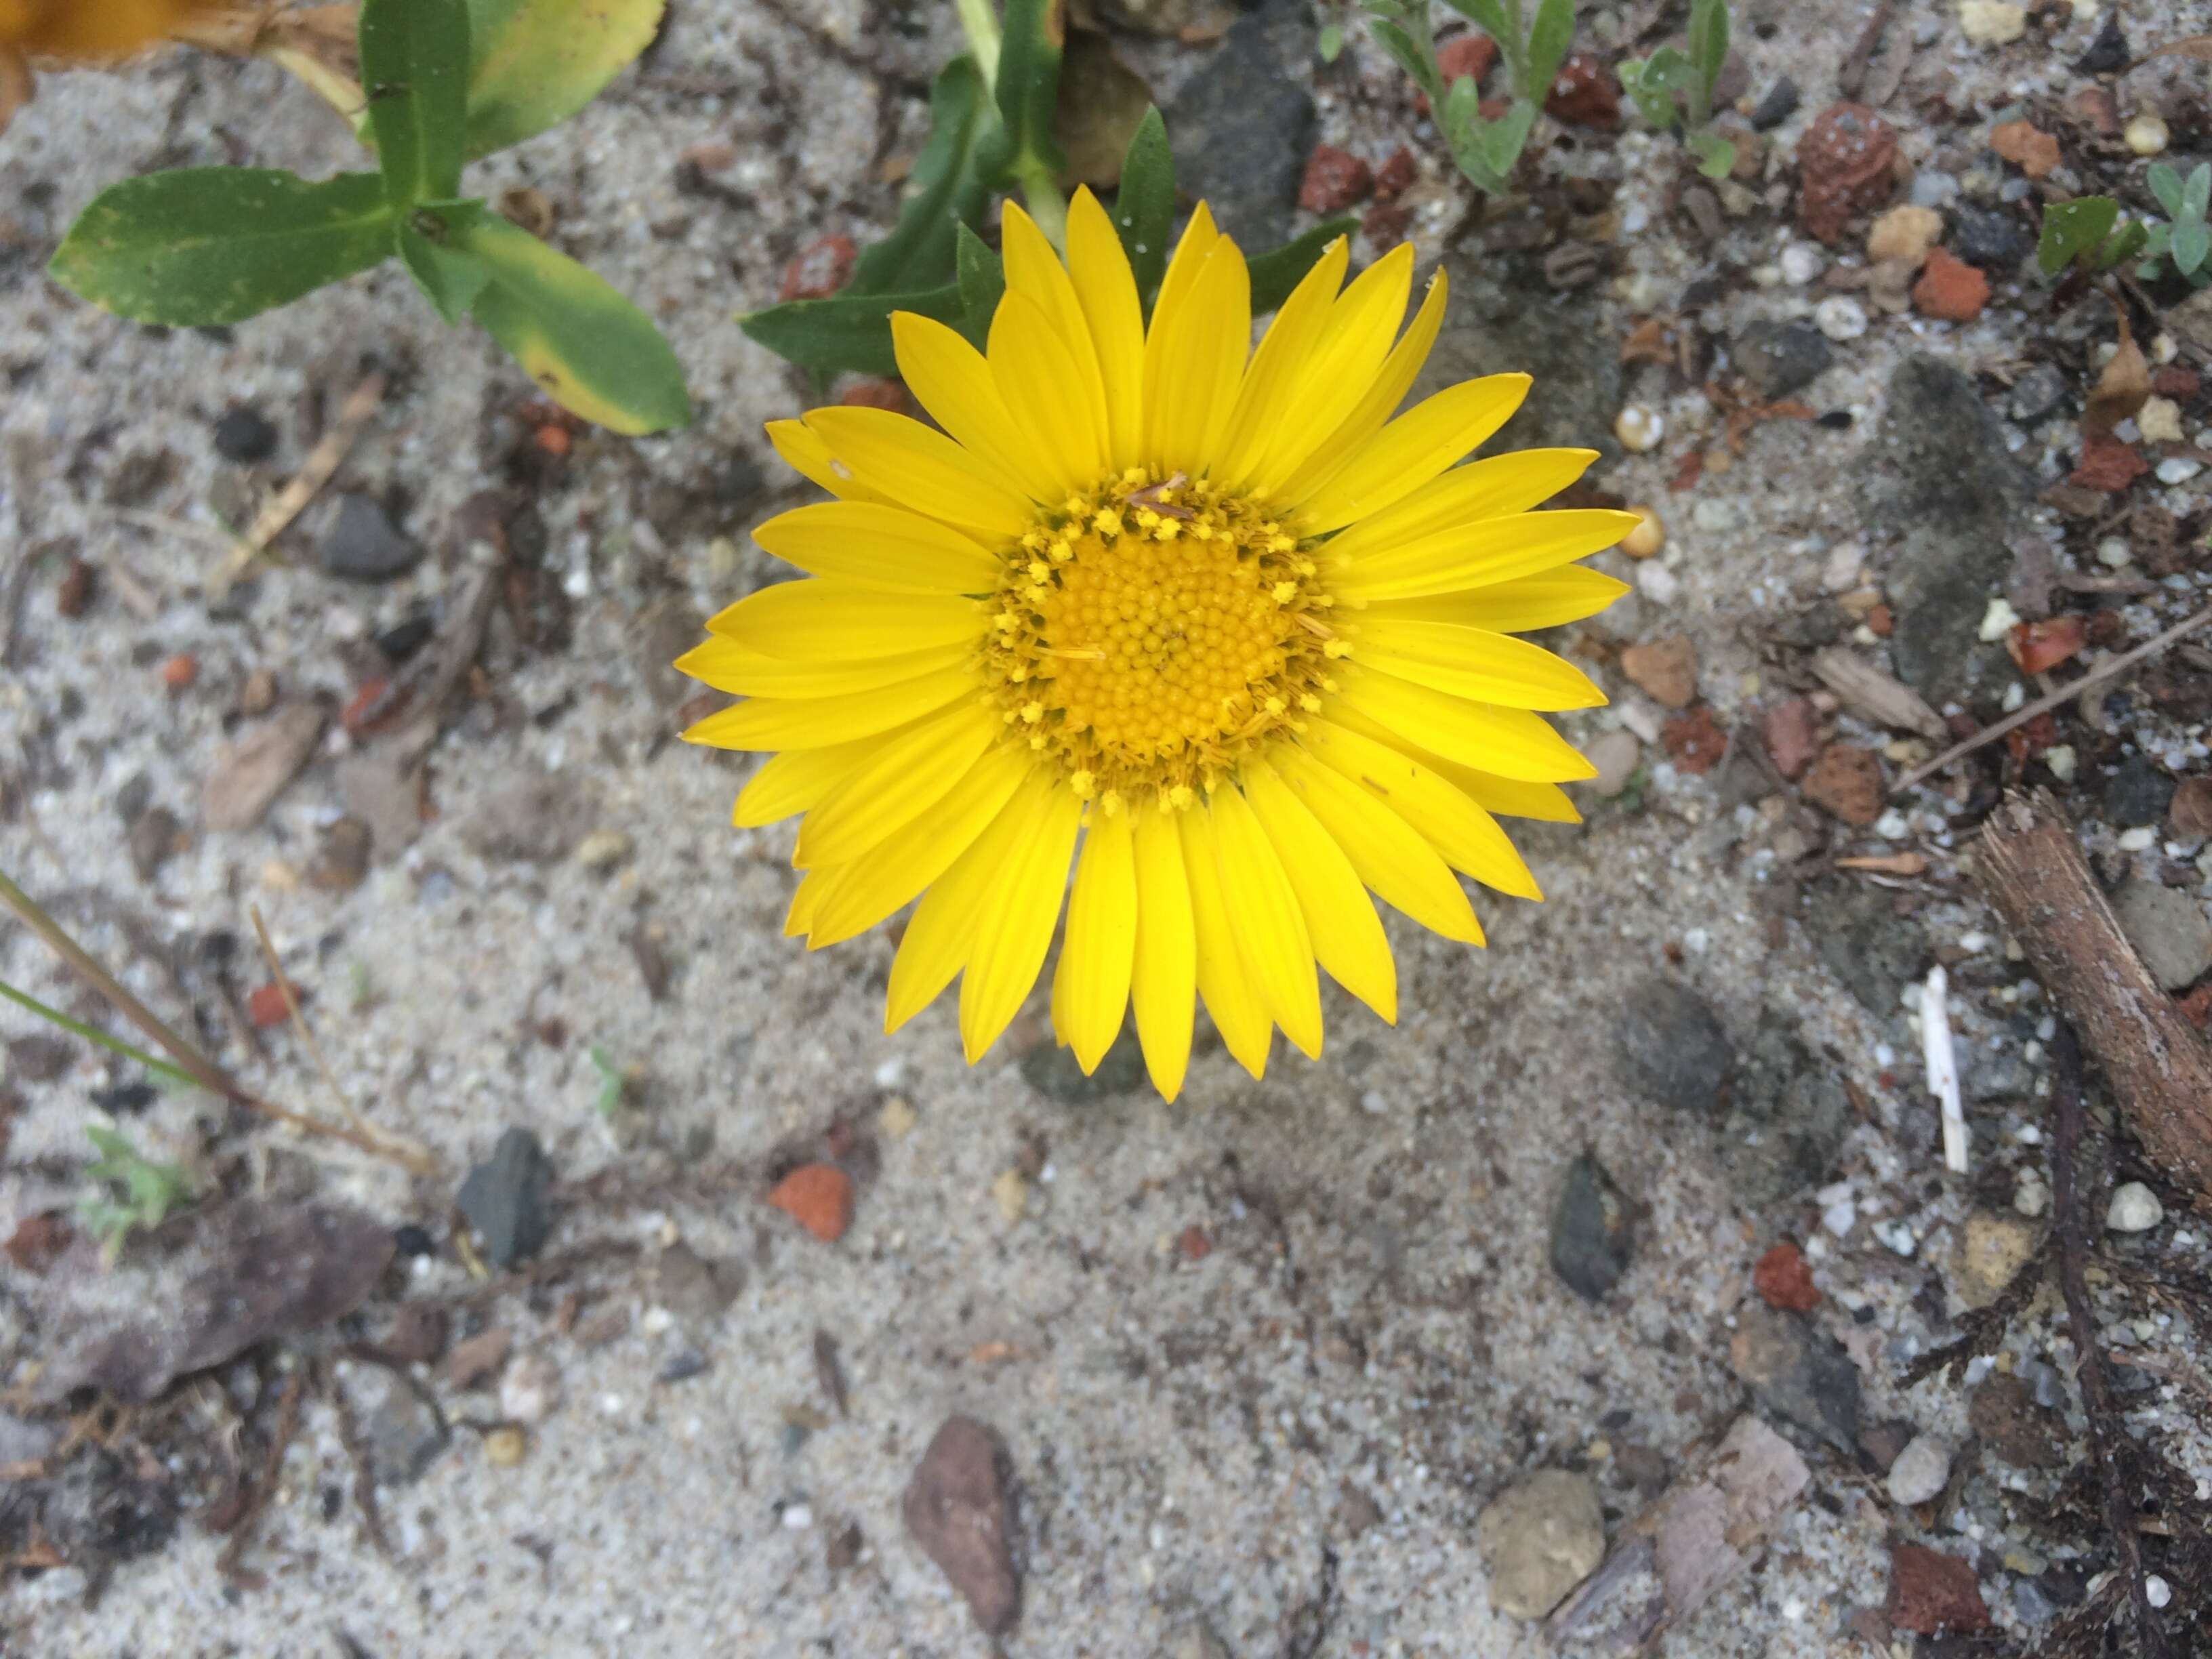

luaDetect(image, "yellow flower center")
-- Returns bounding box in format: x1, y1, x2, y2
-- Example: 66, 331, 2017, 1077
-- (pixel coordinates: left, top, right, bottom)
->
983, 469, 1340, 808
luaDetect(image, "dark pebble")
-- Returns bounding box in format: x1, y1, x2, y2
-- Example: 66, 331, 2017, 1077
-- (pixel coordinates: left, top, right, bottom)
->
321, 494, 424, 584
393, 1223, 436, 1258
456, 1128, 555, 1268
1729, 1302, 1861, 1452
2008, 364, 2069, 425
903, 1416, 1021, 1635
1749, 77, 1800, 131
1950, 205, 2032, 271
1733, 319, 1833, 401
1020, 1025, 1147, 1103
126, 804, 180, 883
2073, 10, 2127, 74
1549, 1153, 1635, 1300
1614, 978, 1734, 1113
375, 609, 437, 667
212, 406, 278, 464
2104, 754, 2175, 827
658, 1350, 710, 1385
90, 1082, 158, 1116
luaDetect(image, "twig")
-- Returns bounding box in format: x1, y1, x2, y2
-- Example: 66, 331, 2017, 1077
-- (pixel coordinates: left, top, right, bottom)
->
1893, 605, 2212, 794
325, 1359, 396, 1562
213, 1367, 304, 1589
212, 369, 386, 595
2050, 1023, 2170, 1659
248, 905, 369, 1140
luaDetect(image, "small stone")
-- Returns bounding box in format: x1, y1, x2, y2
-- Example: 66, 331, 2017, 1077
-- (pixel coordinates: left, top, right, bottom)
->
361, 1370, 448, 1487
657, 1349, 710, 1384
903, 1416, 1020, 1635
1615, 978, 1733, 1114
879, 1095, 919, 1137
213, 406, 278, 464
2106, 1181, 2165, 1233
1953, 1211, 2038, 1310
573, 828, 633, 872
1660, 705, 1725, 773
2156, 455, 2202, 485
319, 494, 423, 583
1544, 50, 1620, 131
125, 804, 182, 883
1885, 1435, 1952, 1506
1474, 1470, 1605, 1619
1753, 1241, 1820, 1311
2106, 755, 2176, 827
456, 1128, 556, 1269
1763, 698, 1820, 779
991, 1168, 1029, 1224
779, 234, 856, 301
1586, 729, 1641, 798
1372, 146, 1414, 202
443, 1326, 512, 1389
1619, 504, 1665, 560
653, 1241, 744, 1324
1814, 296, 1868, 340
1969, 1373, 2065, 1467
2008, 364, 2068, 424
1889, 1544, 1990, 1634
203, 702, 329, 833
1866, 204, 1943, 267
1549, 1153, 1634, 1301
2071, 432, 2150, 492
1733, 319, 1833, 400
1957, 1, 2025, 45
2170, 776, 2212, 837
1297, 144, 1371, 212
1799, 102, 1898, 245
2137, 394, 2186, 444
499, 1353, 561, 1425
1990, 119, 2060, 179
306, 816, 373, 893
1951, 205, 2031, 270
1750, 76, 1800, 131
1728, 1302, 1862, 1452
2124, 112, 2169, 157
483, 1425, 527, 1467
1913, 249, 1990, 321
1618, 634, 1698, 710
1020, 1024, 1147, 1101
768, 1164, 855, 1242
1801, 743, 1885, 825
2112, 880, 2212, 990
1614, 405, 1663, 453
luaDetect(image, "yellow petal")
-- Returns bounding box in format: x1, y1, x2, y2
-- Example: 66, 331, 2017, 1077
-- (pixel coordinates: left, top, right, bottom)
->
1149, 201, 1218, 334
802, 407, 1033, 539
808, 745, 1034, 945
1332, 668, 1596, 782
1349, 619, 1605, 711
1178, 804, 1273, 1079
794, 700, 999, 868
1212, 235, 1349, 489
1240, 756, 1396, 1022
1206, 782, 1323, 1058
1299, 719, 1541, 899
704, 579, 982, 657
1261, 247, 1431, 490
1326, 700, 1582, 824
1323, 449, 1599, 563
1000, 202, 1112, 462
1364, 566, 1629, 634
1291, 374, 1531, 533
1130, 804, 1197, 1101
766, 418, 897, 507
960, 787, 1083, 1061
1144, 237, 1249, 475
681, 664, 979, 750
1271, 747, 1482, 944
676, 637, 972, 698
889, 312, 1061, 502
885, 767, 1054, 1031
786, 866, 836, 937
1054, 806, 1137, 1071
1065, 187, 1145, 467
733, 739, 876, 827
1332, 510, 1643, 602
750, 500, 1004, 595
991, 292, 1109, 491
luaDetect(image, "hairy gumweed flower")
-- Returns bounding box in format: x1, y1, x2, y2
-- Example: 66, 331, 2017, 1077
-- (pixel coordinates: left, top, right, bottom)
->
681, 190, 1634, 1098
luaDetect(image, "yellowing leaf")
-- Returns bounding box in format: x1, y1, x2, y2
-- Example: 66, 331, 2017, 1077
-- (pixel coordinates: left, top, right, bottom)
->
464, 0, 664, 157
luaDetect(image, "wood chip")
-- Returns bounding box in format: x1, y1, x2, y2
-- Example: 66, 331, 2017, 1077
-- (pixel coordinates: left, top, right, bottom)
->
202, 701, 329, 832
1808, 647, 1946, 739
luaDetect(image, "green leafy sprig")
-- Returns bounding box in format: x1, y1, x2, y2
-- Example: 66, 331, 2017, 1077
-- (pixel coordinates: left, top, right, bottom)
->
1616, 0, 1736, 180
2142, 160, 2212, 285
2035, 195, 2149, 279
1361, 0, 1574, 194
78, 1126, 194, 1263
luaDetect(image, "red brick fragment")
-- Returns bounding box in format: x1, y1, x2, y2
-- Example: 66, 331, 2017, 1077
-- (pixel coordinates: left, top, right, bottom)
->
769, 1164, 855, 1242
778, 234, 857, 302
2069, 432, 2149, 492
2006, 615, 2086, 674
1298, 144, 1372, 212
1754, 1242, 1820, 1311
1764, 698, 1819, 779
1660, 706, 1727, 774
1912, 249, 1989, 321
1545, 51, 1621, 131
1798, 102, 1898, 245
1373, 146, 1415, 202
1887, 1544, 1990, 1635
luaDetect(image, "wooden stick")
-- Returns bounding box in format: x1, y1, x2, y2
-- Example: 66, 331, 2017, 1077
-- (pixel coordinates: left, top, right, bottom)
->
211, 369, 386, 595
1975, 790, 2212, 1209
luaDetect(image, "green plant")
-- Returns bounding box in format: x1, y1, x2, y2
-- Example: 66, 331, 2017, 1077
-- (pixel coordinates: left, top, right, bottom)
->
1616, 0, 1736, 179
740, 1, 1354, 381
49, 0, 689, 435
2142, 160, 2212, 285
2035, 195, 2149, 279
588, 1043, 626, 1118
78, 1126, 194, 1262
1361, 0, 1574, 194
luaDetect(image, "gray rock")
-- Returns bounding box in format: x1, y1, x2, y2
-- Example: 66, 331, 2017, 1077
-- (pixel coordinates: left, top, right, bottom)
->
212, 405, 277, 464
1728, 1303, 1861, 1452
1951, 205, 2032, 270
1749, 76, 1800, 130
1811, 878, 1925, 1017
1549, 1153, 1634, 1301
2007, 364, 2069, 424
1885, 1434, 1952, 1506
1614, 978, 1733, 1113
457, 1128, 555, 1268
126, 804, 180, 883
1410, 256, 1624, 463
360, 1368, 448, 1486
1164, 0, 1315, 254
2112, 880, 2212, 990
652, 1241, 744, 1324
2106, 1181, 2165, 1233
1733, 319, 1832, 401
320, 493, 423, 583
903, 1416, 1020, 1635
1166, 1624, 1232, 1659
1862, 357, 2032, 704
461, 769, 596, 863
1722, 1015, 1855, 1204
1021, 1025, 1147, 1103
1474, 1469, 1605, 1620
2104, 755, 2176, 827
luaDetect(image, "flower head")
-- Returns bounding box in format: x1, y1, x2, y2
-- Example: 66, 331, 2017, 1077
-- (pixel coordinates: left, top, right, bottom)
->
684, 192, 1636, 1099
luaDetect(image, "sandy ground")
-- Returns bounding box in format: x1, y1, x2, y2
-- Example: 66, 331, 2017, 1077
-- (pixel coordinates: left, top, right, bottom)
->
2, 1, 2211, 1656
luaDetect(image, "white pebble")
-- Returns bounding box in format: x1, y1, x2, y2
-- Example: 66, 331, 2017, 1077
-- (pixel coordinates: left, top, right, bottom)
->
2156, 456, 2203, 485
1815, 297, 1868, 340
1875, 808, 1911, 840
2146, 1575, 2172, 1610
499, 1353, 562, 1425
2107, 1181, 2165, 1233
1616, 405, 1664, 453
1886, 1435, 1953, 1507
1635, 562, 1681, 605
2118, 826, 2157, 853
781, 1502, 815, 1530
2045, 745, 2077, 782
2137, 396, 2185, 443
872, 1057, 907, 1088
1872, 1217, 1918, 1256
1780, 243, 1827, 285
1822, 543, 1864, 592
1822, 1197, 1858, 1237
1959, 0, 2026, 45
2125, 113, 2170, 157
1978, 596, 2022, 642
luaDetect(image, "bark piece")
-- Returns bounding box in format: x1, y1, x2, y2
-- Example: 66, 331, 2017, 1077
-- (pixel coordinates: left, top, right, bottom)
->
903, 1416, 1019, 1633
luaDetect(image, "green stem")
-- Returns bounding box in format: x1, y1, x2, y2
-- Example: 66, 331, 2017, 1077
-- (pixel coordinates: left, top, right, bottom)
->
0, 977, 200, 1091
1017, 160, 1069, 249
954, 0, 1001, 86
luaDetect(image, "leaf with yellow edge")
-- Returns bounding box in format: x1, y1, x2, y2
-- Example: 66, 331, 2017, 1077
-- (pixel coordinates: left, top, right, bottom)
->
463, 0, 665, 158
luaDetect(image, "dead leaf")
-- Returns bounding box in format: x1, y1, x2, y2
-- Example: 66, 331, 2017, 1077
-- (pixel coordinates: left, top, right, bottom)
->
2084, 299, 2150, 435
1990, 119, 2061, 180
1052, 30, 1154, 190
2127, 34, 2212, 70
202, 701, 329, 832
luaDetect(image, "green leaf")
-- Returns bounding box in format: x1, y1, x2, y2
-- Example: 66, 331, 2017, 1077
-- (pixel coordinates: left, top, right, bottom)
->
1687, 130, 1736, 179
1685, 0, 1729, 123
360, 0, 472, 205
51, 169, 396, 326
398, 201, 493, 322
850, 56, 1010, 298
955, 222, 1006, 341
462, 0, 665, 159
1523, 0, 1575, 104
1616, 58, 1679, 129
1366, 18, 1439, 99
2148, 161, 2186, 220
2174, 216, 2211, 279
1477, 98, 1538, 181
996, 0, 1067, 180
1317, 21, 1344, 61
2187, 161, 2212, 224
2098, 218, 2149, 270
1246, 218, 1357, 315
1113, 106, 1174, 314
455, 211, 691, 432
740, 283, 970, 380
2036, 195, 2118, 276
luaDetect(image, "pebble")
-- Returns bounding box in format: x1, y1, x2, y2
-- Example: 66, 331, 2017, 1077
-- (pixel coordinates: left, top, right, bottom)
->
768, 1164, 856, 1242
320, 494, 424, 583
484, 1425, 527, 1467
1586, 729, 1641, 798
1614, 405, 1664, 453
2007, 364, 2068, 424
1614, 977, 1734, 1114
1732, 319, 1832, 399
2136, 395, 2184, 443
1549, 1153, 1635, 1301
1887, 1544, 1991, 1634
573, 828, 634, 872
1957, 1, 2026, 46
2155, 455, 2202, 484
1749, 76, 1800, 131
1754, 1242, 1820, 1311
1814, 297, 1867, 340
2125, 112, 2169, 156
903, 1416, 1021, 1635
2146, 1576, 2173, 1610
2106, 1181, 2165, 1233
991, 1168, 1029, 1224
2106, 755, 2175, 827
1619, 504, 1665, 559
499, 1352, 562, 1424
1954, 1212, 2038, 1310
1729, 1303, 1862, 1451
1885, 1435, 1952, 1506
1635, 562, 1680, 605
1779, 243, 1826, 285
1618, 634, 1698, 709
878, 1095, 918, 1138
456, 1129, 556, 1269
1950, 205, 2031, 270
361, 1369, 449, 1486
1867, 204, 1943, 266
1473, 1470, 1606, 1620
2112, 879, 2212, 989
213, 405, 279, 464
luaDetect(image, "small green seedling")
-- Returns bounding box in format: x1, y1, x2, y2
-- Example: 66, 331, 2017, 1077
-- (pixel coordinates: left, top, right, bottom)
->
50, 0, 688, 434
2141, 160, 2212, 285
588, 1044, 626, 1119
78, 1126, 194, 1263
1363, 0, 1575, 194
1616, 0, 1736, 179
2036, 195, 2149, 279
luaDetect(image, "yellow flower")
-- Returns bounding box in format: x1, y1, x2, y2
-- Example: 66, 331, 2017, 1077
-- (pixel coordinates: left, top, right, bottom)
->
682, 192, 1637, 1099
